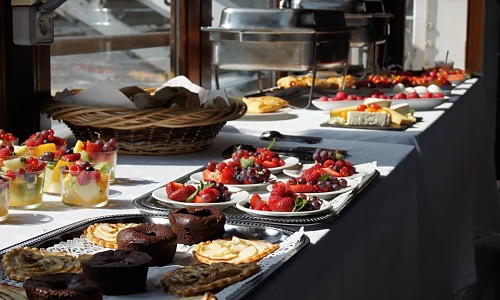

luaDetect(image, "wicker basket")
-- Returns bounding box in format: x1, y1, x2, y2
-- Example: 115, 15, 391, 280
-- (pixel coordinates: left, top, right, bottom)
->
41, 95, 247, 156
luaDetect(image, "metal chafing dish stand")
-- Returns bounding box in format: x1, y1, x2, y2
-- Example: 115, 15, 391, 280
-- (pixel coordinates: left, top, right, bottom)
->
284, 0, 393, 76
202, 8, 352, 107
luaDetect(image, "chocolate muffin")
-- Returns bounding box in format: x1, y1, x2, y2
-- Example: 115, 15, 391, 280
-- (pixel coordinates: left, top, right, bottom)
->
24, 273, 102, 300
117, 223, 177, 266
81, 250, 151, 295
168, 207, 226, 245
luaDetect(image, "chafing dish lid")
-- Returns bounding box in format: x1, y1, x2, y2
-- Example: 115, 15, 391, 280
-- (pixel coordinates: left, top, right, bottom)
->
215, 8, 346, 30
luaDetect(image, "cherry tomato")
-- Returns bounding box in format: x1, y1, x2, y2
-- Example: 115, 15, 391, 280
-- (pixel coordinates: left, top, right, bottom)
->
356, 104, 367, 111
369, 103, 381, 110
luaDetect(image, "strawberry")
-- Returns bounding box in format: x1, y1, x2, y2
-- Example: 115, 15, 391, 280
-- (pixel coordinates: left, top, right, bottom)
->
289, 184, 315, 193
202, 169, 219, 182
169, 185, 197, 202
254, 201, 270, 211
165, 181, 185, 197
219, 168, 238, 184
268, 196, 295, 212
270, 182, 288, 197
335, 160, 345, 168
249, 194, 262, 209
302, 167, 322, 183
3, 170, 16, 180
54, 148, 67, 160
262, 161, 279, 169
85, 141, 102, 153
322, 167, 342, 177
61, 153, 81, 162
323, 159, 334, 167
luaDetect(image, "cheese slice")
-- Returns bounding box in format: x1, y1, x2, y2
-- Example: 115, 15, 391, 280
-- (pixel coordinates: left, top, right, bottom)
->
390, 103, 411, 116
346, 111, 390, 126
382, 107, 416, 125
329, 105, 358, 118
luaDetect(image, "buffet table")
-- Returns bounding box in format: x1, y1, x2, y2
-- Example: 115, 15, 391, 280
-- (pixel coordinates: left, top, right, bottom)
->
223, 78, 500, 296
0, 79, 497, 299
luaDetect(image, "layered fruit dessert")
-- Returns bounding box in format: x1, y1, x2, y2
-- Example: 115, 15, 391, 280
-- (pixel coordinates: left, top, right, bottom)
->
60, 161, 110, 207
0, 175, 10, 221
73, 138, 118, 183
24, 129, 66, 158
39, 150, 81, 194
2, 157, 46, 209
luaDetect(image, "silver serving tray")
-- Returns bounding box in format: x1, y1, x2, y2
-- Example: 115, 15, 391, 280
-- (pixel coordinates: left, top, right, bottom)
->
133, 169, 380, 226
0, 214, 309, 300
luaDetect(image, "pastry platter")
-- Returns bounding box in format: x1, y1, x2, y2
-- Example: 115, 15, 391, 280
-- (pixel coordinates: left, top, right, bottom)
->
151, 186, 249, 209
0, 214, 309, 300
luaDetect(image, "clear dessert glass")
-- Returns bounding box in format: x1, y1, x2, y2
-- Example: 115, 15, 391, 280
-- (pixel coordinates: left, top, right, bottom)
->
60, 167, 110, 207
42, 161, 61, 194
9, 170, 45, 209
0, 176, 11, 222
82, 150, 117, 183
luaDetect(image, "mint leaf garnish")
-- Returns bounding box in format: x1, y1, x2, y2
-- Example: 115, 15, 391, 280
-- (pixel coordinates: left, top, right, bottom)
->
293, 197, 307, 212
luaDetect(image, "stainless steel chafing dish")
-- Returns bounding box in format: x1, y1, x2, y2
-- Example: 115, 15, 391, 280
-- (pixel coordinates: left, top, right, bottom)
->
202, 8, 351, 73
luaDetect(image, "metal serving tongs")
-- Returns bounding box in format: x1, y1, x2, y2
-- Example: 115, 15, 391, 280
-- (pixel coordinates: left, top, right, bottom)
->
260, 131, 322, 144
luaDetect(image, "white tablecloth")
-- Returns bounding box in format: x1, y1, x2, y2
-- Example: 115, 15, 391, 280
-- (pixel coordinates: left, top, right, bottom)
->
0, 79, 497, 299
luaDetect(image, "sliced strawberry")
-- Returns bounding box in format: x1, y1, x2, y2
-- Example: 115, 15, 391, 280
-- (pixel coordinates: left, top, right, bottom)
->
254, 201, 270, 211
249, 194, 262, 209
302, 165, 323, 183
169, 185, 197, 202
61, 153, 81, 162
165, 181, 185, 197
262, 161, 279, 169
85, 141, 102, 153
3, 170, 16, 180
322, 167, 342, 177
268, 196, 295, 212
289, 184, 315, 193
219, 168, 238, 184
202, 169, 219, 182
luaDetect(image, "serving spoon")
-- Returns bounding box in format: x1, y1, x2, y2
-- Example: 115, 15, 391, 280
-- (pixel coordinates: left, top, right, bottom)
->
260, 130, 322, 144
